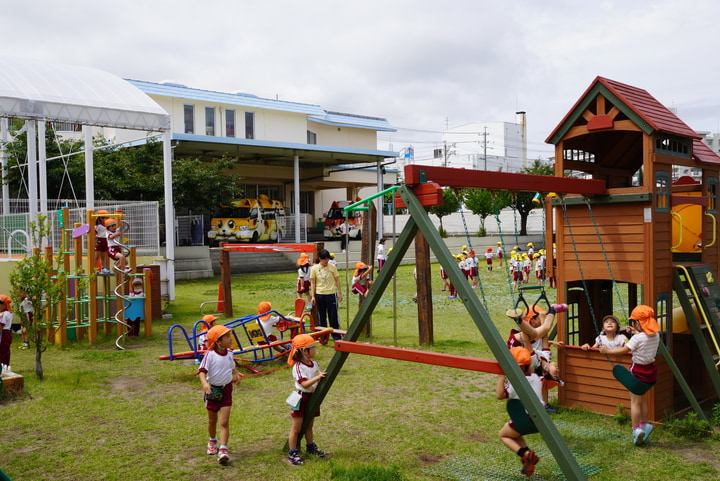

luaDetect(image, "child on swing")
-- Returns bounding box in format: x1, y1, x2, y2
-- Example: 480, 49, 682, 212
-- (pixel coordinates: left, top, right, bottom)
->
287, 334, 327, 466
599, 305, 660, 446
581, 314, 628, 351
496, 346, 543, 477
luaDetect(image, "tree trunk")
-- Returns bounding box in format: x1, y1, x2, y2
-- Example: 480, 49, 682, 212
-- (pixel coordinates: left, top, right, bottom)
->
35, 347, 43, 380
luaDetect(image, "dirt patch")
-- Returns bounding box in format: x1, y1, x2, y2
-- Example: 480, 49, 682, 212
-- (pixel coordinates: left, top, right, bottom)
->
674, 444, 720, 471
418, 453, 445, 466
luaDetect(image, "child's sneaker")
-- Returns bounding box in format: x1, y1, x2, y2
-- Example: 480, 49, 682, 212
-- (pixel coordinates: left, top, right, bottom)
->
520, 450, 539, 477
642, 423, 654, 443
306, 442, 326, 457
549, 303, 568, 314
206, 439, 218, 455
217, 447, 230, 465
632, 427, 645, 446
506, 308, 524, 320
288, 449, 304, 465
544, 403, 557, 413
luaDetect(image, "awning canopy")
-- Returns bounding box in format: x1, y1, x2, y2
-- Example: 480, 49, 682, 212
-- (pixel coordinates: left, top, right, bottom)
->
0, 56, 169, 131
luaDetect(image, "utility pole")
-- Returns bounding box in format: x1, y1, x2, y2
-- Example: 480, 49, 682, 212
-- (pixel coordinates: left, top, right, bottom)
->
482, 127, 488, 170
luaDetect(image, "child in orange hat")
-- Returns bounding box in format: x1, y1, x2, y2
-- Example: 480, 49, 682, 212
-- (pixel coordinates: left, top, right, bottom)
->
197, 314, 218, 351
257, 301, 286, 353
296, 254, 312, 308
94, 209, 111, 274
198, 325, 240, 465
350, 262, 372, 297
484, 247, 494, 273
496, 347, 542, 477
287, 334, 327, 465
600, 305, 660, 446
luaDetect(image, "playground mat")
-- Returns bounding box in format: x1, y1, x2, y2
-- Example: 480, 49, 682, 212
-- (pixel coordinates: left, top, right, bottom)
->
424, 420, 622, 480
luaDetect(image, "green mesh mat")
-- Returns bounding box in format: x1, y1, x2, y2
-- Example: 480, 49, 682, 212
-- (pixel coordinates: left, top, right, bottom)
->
423, 420, 616, 480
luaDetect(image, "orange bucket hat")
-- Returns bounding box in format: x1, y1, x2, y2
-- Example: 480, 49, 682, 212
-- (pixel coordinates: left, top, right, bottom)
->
297, 253, 310, 266
630, 305, 660, 334
258, 301, 272, 322
522, 305, 545, 323
353, 262, 368, 277
0, 294, 12, 313
287, 334, 319, 365
510, 346, 531, 366
206, 324, 231, 350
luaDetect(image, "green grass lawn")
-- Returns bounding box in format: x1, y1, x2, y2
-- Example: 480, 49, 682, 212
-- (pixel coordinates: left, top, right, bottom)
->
1, 263, 720, 480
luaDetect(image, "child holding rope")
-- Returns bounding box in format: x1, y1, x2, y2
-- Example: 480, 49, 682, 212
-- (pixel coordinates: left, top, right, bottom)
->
599, 305, 660, 446
198, 325, 241, 465
496, 346, 542, 477
287, 334, 327, 466
581, 315, 628, 351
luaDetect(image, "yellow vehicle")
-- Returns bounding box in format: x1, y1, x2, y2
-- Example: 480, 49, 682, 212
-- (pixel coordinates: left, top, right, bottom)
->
208, 195, 285, 244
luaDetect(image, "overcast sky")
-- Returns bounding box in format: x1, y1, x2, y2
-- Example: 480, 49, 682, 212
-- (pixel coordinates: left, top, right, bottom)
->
2, 0, 719, 163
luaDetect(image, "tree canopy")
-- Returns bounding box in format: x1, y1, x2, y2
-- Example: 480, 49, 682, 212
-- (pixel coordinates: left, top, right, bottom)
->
0, 127, 244, 212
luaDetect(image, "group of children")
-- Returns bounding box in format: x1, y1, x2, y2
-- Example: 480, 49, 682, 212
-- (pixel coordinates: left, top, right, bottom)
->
498, 303, 660, 476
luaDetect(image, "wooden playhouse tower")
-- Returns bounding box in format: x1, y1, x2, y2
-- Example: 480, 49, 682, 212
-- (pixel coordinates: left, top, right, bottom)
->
546, 76, 720, 420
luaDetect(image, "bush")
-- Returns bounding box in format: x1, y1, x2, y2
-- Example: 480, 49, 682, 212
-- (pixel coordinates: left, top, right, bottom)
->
438, 226, 448, 238
711, 403, 720, 426
613, 404, 630, 426
477, 226, 487, 237
664, 412, 712, 441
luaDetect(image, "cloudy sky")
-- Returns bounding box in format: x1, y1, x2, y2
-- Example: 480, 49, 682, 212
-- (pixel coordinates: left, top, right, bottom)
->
2, 0, 719, 163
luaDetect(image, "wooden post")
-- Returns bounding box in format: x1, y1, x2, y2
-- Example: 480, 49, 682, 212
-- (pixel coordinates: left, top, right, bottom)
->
87, 210, 98, 344
358, 204, 377, 337
220, 244, 233, 318
415, 231, 433, 345
143, 268, 153, 337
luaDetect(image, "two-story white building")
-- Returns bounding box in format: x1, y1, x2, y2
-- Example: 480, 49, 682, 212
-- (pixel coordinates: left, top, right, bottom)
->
118, 80, 398, 239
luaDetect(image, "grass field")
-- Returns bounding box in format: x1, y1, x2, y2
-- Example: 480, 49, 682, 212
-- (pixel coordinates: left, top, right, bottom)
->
1, 262, 720, 480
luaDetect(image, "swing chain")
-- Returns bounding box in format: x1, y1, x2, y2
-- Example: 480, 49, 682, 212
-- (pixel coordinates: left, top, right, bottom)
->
492, 190, 516, 304
583, 197, 628, 319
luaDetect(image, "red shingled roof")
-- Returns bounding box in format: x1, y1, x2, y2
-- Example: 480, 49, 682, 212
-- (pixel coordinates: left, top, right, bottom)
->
692, 138, 720, 165
547, 76, 701, 143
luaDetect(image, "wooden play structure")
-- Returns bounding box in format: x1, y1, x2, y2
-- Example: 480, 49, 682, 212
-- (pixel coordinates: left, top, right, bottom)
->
545, 76, 720, 420
44, 207, 155, 347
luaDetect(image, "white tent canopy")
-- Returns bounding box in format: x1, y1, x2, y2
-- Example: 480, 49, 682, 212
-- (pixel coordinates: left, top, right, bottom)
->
0, 55, 170, 131
0, 56, 176, 299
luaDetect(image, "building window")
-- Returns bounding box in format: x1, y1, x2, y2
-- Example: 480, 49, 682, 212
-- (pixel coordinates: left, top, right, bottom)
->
655, 134, 690, 158
307, 130, 317, 144
655, 170, 670, 213
205, 107, 215, 136
225, 109, 235, 138
184, 104, 194, 134
707, 177, 719, 214
245, 112, 254, 139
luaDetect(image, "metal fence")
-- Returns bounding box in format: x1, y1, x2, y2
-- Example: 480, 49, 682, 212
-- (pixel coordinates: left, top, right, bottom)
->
0, 200, 160, 258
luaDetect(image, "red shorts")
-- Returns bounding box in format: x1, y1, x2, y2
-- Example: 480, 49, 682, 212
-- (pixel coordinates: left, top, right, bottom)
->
486, 258, 492, 266
440, 270, 448, 280
108, 246, 122, 259
498, 252, 503, 259
296, 279, 310, 294
205, 383, 233, 412
471, 267, 478, 277
631, 362, 657, 385
351, 282, 367, 295
95, 237, 108, 253
291, 391, 321, 418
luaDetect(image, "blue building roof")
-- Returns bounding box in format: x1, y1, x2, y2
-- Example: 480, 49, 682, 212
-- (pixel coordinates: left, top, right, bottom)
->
127, 79, 395, 132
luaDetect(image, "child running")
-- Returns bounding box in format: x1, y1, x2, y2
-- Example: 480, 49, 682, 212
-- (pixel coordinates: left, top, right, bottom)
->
496, 346, 542, 477
198, 325, 241, 465
599, 305, 660, 445
287, 334, 327, 466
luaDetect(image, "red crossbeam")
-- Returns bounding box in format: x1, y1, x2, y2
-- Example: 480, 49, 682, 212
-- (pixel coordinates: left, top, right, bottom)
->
404, 165, 606, 195
334, 341, 503, 374
219, 243, 314, 253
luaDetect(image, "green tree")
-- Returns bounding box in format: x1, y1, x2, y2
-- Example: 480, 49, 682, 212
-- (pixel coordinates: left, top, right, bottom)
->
429, 188, 460, 234
462, 188, 512, 232
511, 159, 554, 235
8, 216, 65, 380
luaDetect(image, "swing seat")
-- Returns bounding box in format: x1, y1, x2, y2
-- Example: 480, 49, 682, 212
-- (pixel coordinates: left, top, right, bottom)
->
507, 399, 538, 435
612, 364, 654, 395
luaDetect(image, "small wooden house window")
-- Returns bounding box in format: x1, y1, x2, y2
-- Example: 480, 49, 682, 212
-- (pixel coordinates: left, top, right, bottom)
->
655, 171, 670, 212
655, 293, 670, 342
654, 134, 691, 158
706, 177, 719, 214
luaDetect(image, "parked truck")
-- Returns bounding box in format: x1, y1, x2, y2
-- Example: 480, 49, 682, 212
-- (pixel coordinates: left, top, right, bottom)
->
323, 200, 363, 240
207, 195, 285, 244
